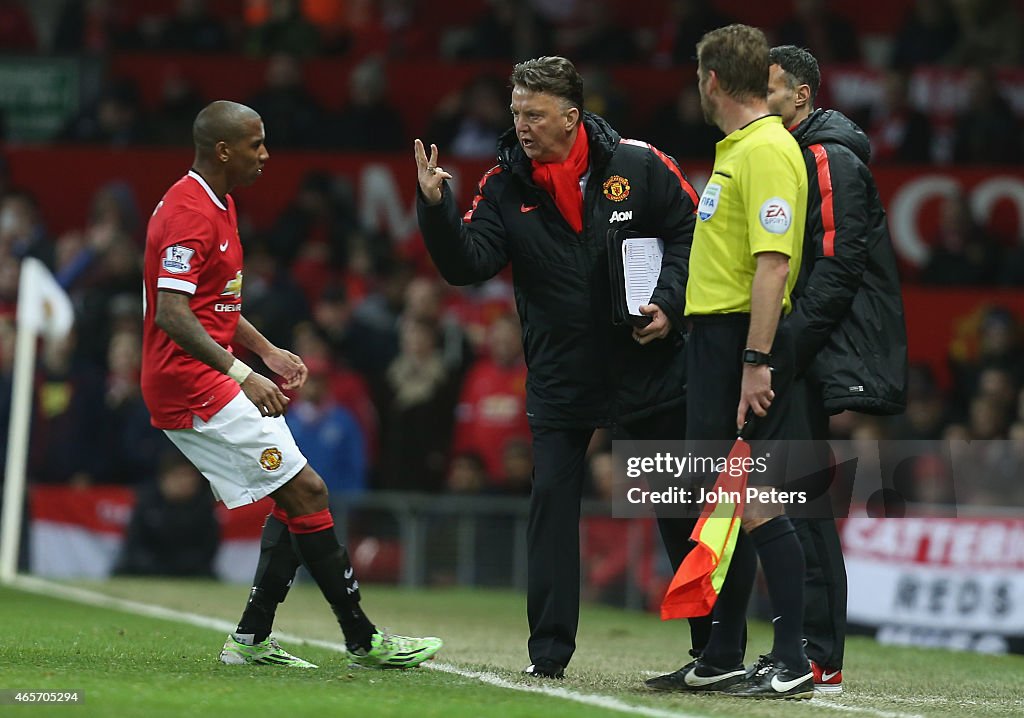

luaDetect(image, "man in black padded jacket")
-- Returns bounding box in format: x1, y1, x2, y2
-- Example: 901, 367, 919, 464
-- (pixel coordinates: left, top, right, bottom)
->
414, 56, 702, 679
768, 45, 908, 694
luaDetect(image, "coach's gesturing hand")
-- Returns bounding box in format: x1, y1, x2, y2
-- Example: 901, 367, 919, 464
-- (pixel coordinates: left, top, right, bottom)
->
414, 139, 453, 205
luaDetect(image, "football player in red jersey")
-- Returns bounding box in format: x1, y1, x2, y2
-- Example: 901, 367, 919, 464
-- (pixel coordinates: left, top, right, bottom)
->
142, 100, 441, 669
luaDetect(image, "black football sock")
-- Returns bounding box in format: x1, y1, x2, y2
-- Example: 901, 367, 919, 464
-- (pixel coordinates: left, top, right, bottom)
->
235, 510, 301, 644
701, 529, 757, 668
750, 516, 809, 670
289, 508, 376, 652
688, 616, 712, 659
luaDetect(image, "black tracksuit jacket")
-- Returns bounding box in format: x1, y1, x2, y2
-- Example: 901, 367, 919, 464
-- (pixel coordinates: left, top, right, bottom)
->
787, 108, 908, 415
417, 112, 697, 428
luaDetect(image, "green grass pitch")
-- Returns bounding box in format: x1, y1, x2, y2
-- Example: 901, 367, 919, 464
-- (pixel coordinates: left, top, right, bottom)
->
2, 578, 1023, 718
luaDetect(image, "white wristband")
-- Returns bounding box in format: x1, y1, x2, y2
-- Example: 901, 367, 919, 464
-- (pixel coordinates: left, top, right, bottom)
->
227, 358, 252, 385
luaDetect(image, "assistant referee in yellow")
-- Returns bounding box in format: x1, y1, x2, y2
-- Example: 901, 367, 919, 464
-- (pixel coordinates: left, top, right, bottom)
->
646, 25, 813, 699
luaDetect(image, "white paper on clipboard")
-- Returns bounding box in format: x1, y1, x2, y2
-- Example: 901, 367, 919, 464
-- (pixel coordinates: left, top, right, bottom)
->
621, 237, 664, 316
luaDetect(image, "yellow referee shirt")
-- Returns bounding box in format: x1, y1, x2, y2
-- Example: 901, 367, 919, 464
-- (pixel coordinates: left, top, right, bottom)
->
685, 115, 806, 315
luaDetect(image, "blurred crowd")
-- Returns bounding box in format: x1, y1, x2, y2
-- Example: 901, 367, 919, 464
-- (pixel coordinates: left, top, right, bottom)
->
834, 305, 1024, 510
0, 0, 1017, 67
0, 0, 1022, 599
0, 0, 1019, 163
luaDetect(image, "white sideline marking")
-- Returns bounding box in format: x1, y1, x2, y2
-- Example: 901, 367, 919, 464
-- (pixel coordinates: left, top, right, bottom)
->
799, 703, 924, 718
9, 576, 923, 718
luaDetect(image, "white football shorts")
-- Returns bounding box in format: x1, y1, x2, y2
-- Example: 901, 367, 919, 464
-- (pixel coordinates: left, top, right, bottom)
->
163, 391, 307, 509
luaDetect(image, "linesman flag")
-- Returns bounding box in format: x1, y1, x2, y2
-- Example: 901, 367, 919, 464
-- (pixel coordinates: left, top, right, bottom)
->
660, 438, 749, 619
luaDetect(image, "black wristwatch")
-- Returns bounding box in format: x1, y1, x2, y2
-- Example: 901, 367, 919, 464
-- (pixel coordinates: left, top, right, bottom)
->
742, 349, 772, 366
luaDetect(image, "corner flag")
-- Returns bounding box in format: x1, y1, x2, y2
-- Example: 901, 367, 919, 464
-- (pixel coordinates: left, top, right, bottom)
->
1, 258, 75, 583
16, 257, 74, 339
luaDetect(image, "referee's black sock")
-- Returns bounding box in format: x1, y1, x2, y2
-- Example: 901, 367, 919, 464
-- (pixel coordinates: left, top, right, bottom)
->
235, 509, 301, 644
701, 529, 756, 669
750, 515, 809, 671
688, 616, 712, 658
288, 508, 377, 653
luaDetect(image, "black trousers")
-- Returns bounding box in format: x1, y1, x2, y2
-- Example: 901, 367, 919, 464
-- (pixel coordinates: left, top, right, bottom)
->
527, 402, 695, 668
621, 404, 709, 657
789, 377, 848, 669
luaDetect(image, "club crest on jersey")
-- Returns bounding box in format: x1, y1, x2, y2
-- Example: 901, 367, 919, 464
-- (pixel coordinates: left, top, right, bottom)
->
603, 175, 630, 202
759, 197, 793, 234
221, 270, 243, 299
162, 245, 195, 274
259, 447, 283, 471
698, 183, 722, 221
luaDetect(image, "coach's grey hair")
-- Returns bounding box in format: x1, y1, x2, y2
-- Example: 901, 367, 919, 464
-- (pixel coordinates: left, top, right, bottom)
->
510, 56, 585, 111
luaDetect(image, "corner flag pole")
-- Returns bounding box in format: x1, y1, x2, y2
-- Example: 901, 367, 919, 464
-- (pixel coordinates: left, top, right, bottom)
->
0, 258, 74, 584
0, 304, 38, 583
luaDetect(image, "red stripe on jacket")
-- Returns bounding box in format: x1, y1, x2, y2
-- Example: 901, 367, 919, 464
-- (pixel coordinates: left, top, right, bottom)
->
809, 143, 836, 257
623, 139, 700, 209
464, 165, 503, 222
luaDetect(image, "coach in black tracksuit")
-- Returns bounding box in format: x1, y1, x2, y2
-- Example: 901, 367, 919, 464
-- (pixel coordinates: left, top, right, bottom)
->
769, 46, 908, 689
414, 56, 699, 677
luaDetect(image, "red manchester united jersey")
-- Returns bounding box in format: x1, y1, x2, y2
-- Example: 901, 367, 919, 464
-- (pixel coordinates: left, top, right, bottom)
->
142, 171, 244, 429
453, 359, 530, 483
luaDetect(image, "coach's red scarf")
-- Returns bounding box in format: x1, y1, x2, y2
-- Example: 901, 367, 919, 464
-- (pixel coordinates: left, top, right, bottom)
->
531, 123, 589, 233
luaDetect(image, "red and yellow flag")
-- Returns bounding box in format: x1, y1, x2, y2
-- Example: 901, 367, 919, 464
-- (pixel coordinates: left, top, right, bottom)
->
660, 438, 749, 619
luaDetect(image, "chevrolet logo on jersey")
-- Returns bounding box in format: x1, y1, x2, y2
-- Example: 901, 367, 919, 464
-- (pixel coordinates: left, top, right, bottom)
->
221, 271, 243, 299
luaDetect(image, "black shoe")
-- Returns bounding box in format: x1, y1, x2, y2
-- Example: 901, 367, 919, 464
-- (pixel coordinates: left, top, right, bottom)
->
644, 657, 746, 692
523, 658, 565, 679
725, 654, 813, 699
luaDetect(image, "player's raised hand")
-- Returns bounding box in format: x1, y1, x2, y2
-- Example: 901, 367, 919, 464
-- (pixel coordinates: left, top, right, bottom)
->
414, 139, 452, 205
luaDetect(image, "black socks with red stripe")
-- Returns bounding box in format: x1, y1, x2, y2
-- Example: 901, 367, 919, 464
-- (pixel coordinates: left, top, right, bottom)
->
288, 508, 376, 653
236, 510, 301, 643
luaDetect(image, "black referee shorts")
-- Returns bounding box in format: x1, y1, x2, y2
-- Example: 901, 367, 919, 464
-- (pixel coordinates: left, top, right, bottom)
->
685, 313, 797, 442
685, 314, 799, 495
